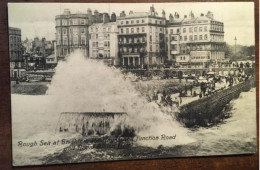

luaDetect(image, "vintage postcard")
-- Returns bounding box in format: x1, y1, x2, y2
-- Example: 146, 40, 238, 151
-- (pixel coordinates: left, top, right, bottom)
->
8, 2, 257, 166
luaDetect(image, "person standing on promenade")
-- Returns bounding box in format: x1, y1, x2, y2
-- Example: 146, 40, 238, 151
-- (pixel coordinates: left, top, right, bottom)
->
190, 84, 193, 96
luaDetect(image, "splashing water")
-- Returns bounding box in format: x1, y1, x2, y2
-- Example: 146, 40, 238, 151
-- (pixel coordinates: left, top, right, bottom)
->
47, 50, 195, 147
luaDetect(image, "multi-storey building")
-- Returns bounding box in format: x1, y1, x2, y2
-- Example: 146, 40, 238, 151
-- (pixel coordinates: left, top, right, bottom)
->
167, 11, 225, 68
9, 27, 25, 79
89, 21, 119, 65
55, 9, 111, 60
117, 5, 166, 68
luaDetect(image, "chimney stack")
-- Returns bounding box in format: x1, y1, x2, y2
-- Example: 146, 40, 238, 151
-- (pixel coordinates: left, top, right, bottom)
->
120, 11, 126, 17
64, 9, 71, 15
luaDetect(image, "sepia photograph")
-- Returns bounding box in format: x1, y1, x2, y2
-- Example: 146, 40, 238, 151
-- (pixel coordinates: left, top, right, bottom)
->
8, 2, 257, 166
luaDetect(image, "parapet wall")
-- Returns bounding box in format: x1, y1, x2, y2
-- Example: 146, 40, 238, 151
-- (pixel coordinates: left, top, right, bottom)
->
178, 78, 255, 127
58, 112, 127, 136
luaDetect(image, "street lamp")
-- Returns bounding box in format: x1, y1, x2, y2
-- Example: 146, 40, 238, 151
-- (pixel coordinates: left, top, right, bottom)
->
234, 36, 237, 56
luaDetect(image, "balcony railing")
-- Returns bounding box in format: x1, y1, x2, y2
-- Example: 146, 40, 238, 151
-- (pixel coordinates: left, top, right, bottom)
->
118, 41, 147, 45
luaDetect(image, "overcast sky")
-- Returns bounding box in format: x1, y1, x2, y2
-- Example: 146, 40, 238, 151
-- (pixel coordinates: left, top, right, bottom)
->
8, 2, 255, 46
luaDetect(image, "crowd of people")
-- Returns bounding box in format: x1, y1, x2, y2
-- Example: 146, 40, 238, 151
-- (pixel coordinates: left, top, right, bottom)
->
149, 68, 253, 108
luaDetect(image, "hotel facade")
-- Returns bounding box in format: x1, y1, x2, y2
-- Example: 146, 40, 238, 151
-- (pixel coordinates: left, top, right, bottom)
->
55, 9, 114, 60
9, 27, 26, 79
55, 6, 226, 68
167, 11, 225, 68
117, 5, 166, 68
89, 21, 119, 65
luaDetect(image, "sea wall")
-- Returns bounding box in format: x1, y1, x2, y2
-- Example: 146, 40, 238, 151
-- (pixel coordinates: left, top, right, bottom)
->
57, 112, 127, 136
178, 78, 255, 127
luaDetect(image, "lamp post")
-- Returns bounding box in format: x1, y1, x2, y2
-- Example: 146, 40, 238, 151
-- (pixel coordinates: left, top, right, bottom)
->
234, 36, 237, 56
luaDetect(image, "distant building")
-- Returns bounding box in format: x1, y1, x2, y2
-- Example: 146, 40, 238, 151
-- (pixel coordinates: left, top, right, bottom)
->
89, 22, 119, 65
22, 38, 33, 54
9, 27, 25, 79
45, 41, 58, 68
117, 5, 166, 67
55, 9, 112, 60
167, 11, 225, 68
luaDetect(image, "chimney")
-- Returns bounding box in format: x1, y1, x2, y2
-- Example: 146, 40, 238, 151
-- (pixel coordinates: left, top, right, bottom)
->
103, 13, 110, 24
174, 12, 179, 19
120, 11, 126, 17
111, 12, 117, 22
94, 10, 99, 16
129, 10, 133, 15
162, 10, 166, 18
64, 9, 70, 15
189, 11, 194, 19
184, 15, 187, 18
201, 13, 204, 17
206, 11, 213, 19
87, 9, 92, 16
169, 13, 173, 22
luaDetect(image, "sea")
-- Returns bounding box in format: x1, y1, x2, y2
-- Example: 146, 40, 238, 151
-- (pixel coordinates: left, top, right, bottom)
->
11, 51, 257, 166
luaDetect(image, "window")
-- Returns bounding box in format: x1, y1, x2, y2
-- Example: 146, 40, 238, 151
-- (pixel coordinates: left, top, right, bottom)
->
73, 19, 77, 25
180, 36, 182, 41
142, 27, 145, 32
63, 29, 67, 35
62, 20, 67, 26
121, 28, 124, 34
58, 28, 61, 35
121, 21, 124, 25
81, 19, 85, 25
131, 28, 134, 33
81, 37, 85, 45
150, 45, 152, 51
184, 36, 187, 41
155, 20, 157, 24
189, 35, 193, 41
131, 20, 134, 24
103, 28, 106, 31
177, 29, 180, 33
156, 45, 159, 52
81, 28, 85, 34
194, 27, 197, 32
137, 27, 139, 33
170, 29, 173, 34
126, 28, 129, 33
160, 28, 162, 32
92, 42, 96, 47
73, 37, 78, 45
199, 35, 202, 40
96, 34, 98, 39
199, 27, 202, 32
142, 19, 145, 23
204, 26, 207, 31
171, 36, 177, 41
194, 35, 197, 40
189, 27, 192, 33
171, 44, 177, 51
136, 20, 139, 24
126, 21, 129, 24
160, 21, 162, 25
150, 35, 152, 42
183, 28, 186, 33
63, 37, 68, 45
56, 20, 60, 26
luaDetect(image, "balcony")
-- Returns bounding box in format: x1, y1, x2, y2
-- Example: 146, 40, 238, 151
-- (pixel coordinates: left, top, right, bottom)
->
118, 41, 147, 46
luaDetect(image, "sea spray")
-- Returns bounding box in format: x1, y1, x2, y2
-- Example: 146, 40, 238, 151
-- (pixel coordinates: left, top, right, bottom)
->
47, 50, 195, 147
